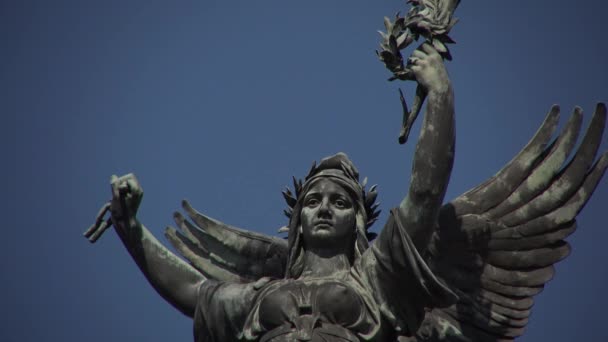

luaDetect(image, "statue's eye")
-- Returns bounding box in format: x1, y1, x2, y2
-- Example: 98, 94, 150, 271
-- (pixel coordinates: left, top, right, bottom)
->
306, 198, 320, 207
334, 198, 348, 208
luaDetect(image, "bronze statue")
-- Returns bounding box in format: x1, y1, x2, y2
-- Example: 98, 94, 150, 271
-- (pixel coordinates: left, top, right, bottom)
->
85, 1, 607, 341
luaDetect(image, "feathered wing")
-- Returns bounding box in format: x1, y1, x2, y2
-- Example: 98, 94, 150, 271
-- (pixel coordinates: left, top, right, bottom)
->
164, 200, 288, 282
415, 104, 607, 341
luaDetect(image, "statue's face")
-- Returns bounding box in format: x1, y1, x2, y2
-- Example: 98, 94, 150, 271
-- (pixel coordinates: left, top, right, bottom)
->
300, 179, 356, 249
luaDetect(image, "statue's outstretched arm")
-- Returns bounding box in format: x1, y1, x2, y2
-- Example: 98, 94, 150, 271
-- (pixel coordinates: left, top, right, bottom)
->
86, 174, 205, 317
398, 43, 455, 250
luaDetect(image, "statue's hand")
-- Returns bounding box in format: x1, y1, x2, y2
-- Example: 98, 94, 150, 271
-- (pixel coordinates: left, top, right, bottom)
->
84, 173, 143, 243
110, 173, 143, 228
408, 43, 450, 94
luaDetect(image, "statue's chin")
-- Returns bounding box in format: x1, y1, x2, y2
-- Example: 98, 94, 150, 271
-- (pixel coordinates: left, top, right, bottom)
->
303, 229, 354, 252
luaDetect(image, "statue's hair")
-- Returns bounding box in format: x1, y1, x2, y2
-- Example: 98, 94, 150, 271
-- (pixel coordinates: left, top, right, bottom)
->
282, 153, 380, 278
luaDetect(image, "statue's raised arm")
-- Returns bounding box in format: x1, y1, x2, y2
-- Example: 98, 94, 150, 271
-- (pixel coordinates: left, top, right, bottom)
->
397, 42, 455, 251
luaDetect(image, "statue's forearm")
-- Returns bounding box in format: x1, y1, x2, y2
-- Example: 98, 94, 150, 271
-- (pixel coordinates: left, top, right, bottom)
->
115, 218, 204, 317
399, 85, 455, 249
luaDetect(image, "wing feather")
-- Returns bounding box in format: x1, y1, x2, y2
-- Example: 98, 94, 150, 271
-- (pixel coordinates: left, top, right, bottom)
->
481, 264, 555, 287
485, 241, 570, 269
470, 290, 532, 315
484, 304, 529, 321
487, 222, 576, 250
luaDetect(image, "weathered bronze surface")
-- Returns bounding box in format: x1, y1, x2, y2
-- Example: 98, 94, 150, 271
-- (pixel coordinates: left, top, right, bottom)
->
85, 1, 607, 341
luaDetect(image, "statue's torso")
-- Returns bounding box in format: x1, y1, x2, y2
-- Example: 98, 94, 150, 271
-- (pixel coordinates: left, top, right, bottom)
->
258, 278, 364, 341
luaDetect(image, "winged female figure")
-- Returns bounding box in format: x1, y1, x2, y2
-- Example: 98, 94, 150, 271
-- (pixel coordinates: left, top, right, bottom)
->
85, 40, 607, 341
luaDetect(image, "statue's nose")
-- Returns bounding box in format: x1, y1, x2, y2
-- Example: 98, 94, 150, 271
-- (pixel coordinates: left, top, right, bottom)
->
318, 198, 331, 216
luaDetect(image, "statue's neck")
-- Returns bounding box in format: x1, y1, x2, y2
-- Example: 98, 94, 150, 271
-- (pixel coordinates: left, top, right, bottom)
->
300, 249, 351, 279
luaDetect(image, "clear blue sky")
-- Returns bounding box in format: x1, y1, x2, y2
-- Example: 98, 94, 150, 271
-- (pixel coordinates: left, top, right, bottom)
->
2, 1, 607, 341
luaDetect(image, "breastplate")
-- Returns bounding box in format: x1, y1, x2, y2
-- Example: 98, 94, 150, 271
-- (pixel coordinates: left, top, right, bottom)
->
258, 279, 363, 341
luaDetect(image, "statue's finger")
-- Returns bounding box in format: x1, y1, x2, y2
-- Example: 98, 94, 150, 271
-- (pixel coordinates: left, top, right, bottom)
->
420, 41, 433, 52
410, 64, 422, 73
395, 68, 415, 81
118, 182, 129, 194
421, 42, 440, 57
111, 175, 121, 199
126, 177, 142, 196
83, 202, 111, 238
411, 49, 427, 59
88, 218, 113, 243
116, 174, 133, 185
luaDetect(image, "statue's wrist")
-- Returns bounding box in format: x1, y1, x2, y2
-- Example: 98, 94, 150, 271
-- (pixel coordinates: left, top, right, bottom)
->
427, 79, 452, 96
113, 214, 139, 239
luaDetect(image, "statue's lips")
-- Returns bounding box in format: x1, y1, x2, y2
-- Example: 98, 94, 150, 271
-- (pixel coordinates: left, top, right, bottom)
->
314, 221, 333, 230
